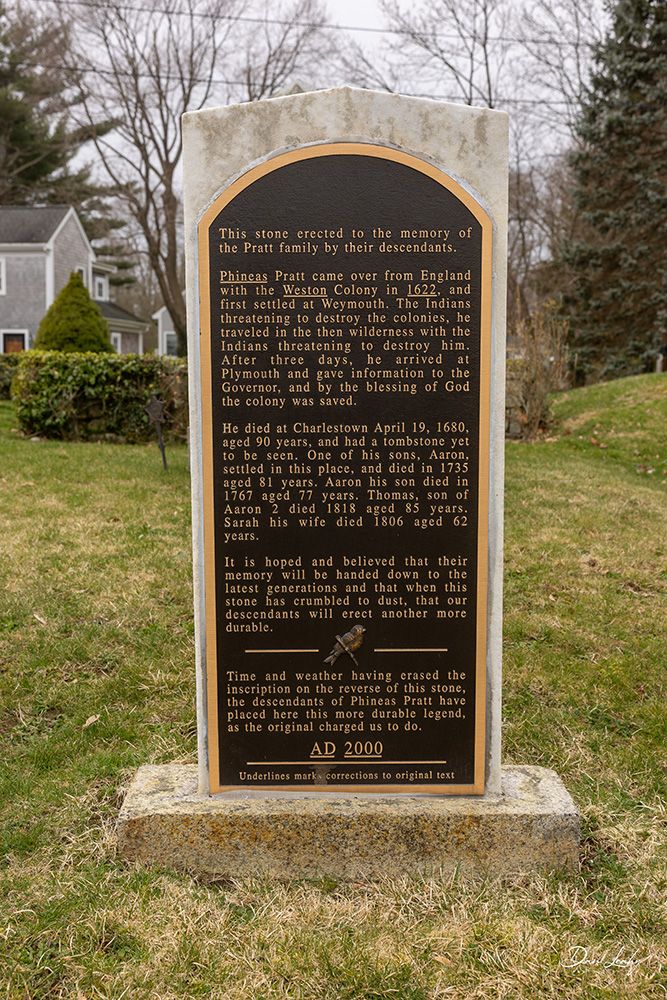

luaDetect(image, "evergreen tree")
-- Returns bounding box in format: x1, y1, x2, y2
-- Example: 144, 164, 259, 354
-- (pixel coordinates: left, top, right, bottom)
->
35, 273, 112, 353
0, 3, 134, 284
562, 0, 667, 381
0, 3, 72, 202
0, 2, 108, 205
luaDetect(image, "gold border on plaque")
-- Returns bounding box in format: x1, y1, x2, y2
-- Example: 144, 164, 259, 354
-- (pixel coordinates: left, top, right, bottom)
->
197, 142, 493, 795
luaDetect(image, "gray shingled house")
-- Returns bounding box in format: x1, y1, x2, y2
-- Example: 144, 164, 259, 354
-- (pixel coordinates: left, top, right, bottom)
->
0, 205, 146, 354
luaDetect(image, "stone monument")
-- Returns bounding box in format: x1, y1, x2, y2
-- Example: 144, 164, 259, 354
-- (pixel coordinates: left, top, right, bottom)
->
117, 87, 579, 877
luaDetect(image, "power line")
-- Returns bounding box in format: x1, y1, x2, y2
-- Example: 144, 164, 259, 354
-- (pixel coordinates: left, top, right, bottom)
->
13, 58, 575, 106
39, 0, 597, 49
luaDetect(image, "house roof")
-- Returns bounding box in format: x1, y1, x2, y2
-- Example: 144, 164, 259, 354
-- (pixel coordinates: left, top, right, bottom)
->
0, 205, 71, 244
98, 300, 146, 326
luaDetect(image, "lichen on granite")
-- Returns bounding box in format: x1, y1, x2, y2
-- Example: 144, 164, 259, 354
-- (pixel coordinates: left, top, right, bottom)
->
117, 764, 579, 879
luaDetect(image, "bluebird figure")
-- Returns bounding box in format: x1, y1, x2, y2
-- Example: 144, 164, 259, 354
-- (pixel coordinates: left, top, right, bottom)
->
324, 624, 366, 666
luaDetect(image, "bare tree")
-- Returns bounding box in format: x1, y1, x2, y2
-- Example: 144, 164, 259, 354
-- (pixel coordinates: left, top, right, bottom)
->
326, 31, 399, 95
380, 0, 514, 108
504, 1, 607, 328
514, 0, 607, 138
61, 0, 330, 355
233, 0, 332, 101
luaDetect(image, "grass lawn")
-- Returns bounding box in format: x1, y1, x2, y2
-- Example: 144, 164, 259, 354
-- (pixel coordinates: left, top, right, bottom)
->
0, 374, 665, 999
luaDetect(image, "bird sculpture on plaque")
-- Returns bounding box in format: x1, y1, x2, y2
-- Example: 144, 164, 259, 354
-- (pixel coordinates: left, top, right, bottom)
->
323, 624, 366, 666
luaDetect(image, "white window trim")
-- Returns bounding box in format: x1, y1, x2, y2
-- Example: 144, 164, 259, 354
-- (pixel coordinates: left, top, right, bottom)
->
0, 257, 6, 295
163, 330, 178, 356
94, 275, 108, 301
110, 332, 122, 353
45, 247, 55, 306
1, 329, 28, 352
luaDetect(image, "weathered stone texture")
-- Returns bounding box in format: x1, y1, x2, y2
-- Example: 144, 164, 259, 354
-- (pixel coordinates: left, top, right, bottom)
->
117, 764, 580, 878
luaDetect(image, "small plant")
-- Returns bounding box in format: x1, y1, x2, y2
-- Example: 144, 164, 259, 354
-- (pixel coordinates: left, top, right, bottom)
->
34, 271, 112, 353
509, 300, 570, 439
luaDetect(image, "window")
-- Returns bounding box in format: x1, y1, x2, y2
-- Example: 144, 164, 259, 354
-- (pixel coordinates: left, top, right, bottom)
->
110, 332, 122, 353
1, 330, 27, 353
0, 258, 6, 295
94, 276, 107, 300
76, 266, 87, 287
165, 332, 178, 356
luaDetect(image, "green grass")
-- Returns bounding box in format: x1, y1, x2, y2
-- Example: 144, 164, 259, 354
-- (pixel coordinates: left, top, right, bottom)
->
1, 375, 666, 999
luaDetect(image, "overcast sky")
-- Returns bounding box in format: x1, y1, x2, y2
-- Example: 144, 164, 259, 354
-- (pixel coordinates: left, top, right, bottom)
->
325, 0, 384, 56
326, 0, 383, 31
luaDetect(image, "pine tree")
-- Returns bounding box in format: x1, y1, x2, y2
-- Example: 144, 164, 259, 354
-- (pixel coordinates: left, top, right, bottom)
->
35, 273, 112, 353
562, 0, 667, 382
0, 3, 72, 202
0, 3, 135, 285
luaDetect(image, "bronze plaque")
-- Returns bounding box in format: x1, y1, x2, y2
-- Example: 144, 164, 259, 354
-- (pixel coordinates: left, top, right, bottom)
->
198, 144, 492, 794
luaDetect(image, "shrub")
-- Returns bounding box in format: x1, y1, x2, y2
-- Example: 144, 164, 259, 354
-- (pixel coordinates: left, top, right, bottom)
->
506, 301, 570, 440
0, 354, 20, 399
12, 351, 188, 442
34, 272, 112, 353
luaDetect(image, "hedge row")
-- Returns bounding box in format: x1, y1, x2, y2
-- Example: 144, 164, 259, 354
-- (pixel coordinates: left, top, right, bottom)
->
0, 354, 20, 399
11, 351, 188, 442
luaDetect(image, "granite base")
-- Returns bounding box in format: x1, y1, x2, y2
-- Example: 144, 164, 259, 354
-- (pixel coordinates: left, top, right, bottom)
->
116, 764, 579, 878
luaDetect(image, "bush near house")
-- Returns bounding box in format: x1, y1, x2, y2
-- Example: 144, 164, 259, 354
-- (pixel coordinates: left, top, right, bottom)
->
12, 351, 188, 442
34, 272, 113, 353
0, 354, 20, 399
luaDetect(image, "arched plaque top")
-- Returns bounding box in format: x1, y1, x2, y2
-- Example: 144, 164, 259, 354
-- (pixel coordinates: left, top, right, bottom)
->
198, 142, 492, 239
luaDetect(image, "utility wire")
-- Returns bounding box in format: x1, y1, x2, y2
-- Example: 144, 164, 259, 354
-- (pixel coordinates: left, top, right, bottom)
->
38, 0, 597, 48
12, 59, 576, 106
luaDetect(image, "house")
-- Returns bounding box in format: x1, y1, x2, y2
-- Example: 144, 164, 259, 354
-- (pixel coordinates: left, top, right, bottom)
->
0, 205, 146, 354
152, 300, 181, 356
